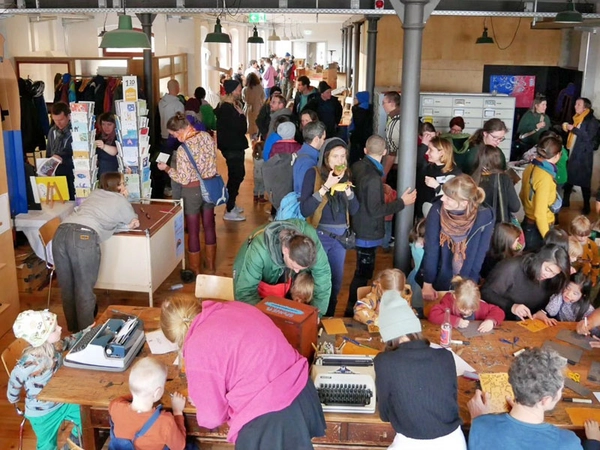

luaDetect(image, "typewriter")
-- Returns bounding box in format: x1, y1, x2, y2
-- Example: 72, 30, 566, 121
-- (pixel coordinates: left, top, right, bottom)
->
64, 317, 145, 372
311, 354, 376, 414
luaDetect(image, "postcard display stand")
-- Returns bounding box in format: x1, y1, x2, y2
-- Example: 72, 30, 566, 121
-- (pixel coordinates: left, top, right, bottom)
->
70, 102, 97, 202
115, 99, 151, 200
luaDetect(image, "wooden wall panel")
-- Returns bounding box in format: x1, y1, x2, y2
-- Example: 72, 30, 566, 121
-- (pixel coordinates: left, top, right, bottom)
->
376, 16, 564, 92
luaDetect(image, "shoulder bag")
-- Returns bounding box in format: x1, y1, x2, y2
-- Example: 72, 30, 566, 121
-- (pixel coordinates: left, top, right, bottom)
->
181, 142, 228, 206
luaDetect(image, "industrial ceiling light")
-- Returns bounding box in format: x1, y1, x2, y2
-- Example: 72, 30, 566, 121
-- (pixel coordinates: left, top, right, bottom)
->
205, 18, 231, 44
99, 1, 151, 49
247, 26, 264, 44
268, 26, 281, 41
475, 18, 494, 44
281, 21, 290, 41
555, 0, 583, 23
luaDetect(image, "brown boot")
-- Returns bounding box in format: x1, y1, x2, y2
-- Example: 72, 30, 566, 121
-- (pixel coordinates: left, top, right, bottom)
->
188, 251, 201, 275
205, 244, 217, 275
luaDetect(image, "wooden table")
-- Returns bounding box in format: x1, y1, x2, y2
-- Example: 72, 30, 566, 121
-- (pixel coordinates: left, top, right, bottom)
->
38, 306, 600, 449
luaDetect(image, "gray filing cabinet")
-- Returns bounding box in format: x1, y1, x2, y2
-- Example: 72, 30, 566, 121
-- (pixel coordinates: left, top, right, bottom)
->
373, 89, 516, 161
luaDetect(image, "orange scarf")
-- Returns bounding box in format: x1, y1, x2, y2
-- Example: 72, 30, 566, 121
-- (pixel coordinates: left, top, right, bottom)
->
567, 109, 590, 150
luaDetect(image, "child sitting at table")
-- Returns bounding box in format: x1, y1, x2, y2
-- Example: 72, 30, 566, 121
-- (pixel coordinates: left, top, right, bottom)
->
375, 291, 466, 449
354, 268, 410, 326
428, 276, 505, 333
546, 272, 594, 324
571, 215, 600, 285
7, 310, 82, 450
108, 357, 187, 450
290, 272, 314, 304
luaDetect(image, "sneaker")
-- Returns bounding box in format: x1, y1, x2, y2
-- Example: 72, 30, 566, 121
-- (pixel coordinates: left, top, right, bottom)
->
234, 205, 244, 213
224, 210, 246, 221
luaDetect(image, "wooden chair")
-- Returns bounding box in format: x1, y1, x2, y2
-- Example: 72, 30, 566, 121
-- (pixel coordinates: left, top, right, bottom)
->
38, 216, 61, 308
2, 338, 83, 450
195, 274, 234, 301
2, 338, 31, 450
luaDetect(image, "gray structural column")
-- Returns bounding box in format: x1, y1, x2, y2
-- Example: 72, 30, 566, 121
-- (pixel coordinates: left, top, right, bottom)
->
341, 27, 346, 71
353, 21, 361, 95
137, 13, 157, 149
365, 16, 380, 104
394, 0, 428, 272
345, 26, 353, 85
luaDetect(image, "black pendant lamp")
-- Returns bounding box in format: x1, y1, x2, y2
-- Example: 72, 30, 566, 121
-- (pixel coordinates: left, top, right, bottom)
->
205, 18, 231, 44
555, 0, 583, 23
247, 26, 264, 44
476, 18, 494, 45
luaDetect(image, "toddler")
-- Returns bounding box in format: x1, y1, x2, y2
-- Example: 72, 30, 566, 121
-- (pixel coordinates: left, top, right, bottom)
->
571, 215, 600, 285
429, 276, 505, 333
546, 272, 594, 323
354, 269, 410, 325
290, 272, 314, 304
252, 140, 267, 203
408, 219, 425, 312
7, 310, 82, 450
108, 356, 187, 450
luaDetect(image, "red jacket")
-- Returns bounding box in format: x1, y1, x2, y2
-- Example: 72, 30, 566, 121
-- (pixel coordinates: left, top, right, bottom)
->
270, 139, 301, 158
429, 292, 505, 328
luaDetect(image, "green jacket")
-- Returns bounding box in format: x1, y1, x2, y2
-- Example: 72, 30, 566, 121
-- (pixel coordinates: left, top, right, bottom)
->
556, 148, 568, 186
200, 103, 217, 130
233, 219, 332, 315
459, 142, 506, 175
517, 111, 550, 147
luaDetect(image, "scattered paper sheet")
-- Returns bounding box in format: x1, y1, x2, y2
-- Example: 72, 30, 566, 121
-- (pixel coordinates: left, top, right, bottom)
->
321, 319, 348, 335
564, 377, 592, 397
146, 329, 179, 355
542, 341, 583, 364
566, 408, 600, 426
589, 362, 600, 384
431, 343, 476, 377
517, 318, 549, 332
556, 329, 593, 350
479, 373, 514, 413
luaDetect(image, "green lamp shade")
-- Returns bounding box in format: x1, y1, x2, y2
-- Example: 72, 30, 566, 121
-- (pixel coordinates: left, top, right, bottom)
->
205, 18, 231, 44
555, 2, 583, 23
99, 15, 151, 49
247, 26, 264, 44
476, 28, 494, 44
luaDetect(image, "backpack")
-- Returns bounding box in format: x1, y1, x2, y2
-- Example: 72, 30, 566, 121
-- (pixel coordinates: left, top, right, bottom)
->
109, 405, 166, 450
262, 152, 298, 209
275, 191, 304, 220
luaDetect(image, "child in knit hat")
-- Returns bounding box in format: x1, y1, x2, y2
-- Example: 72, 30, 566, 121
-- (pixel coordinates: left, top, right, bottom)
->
374, 294, 467, 449
8, 310, 83, 450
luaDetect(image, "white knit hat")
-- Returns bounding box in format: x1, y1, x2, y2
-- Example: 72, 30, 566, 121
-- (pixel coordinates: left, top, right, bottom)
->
13, 310, 57, 347
277, 122, 296, 140
378, 291, 421, 342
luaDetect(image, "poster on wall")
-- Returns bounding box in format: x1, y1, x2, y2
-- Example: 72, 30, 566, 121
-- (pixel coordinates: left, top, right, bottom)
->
490, 75, 536, 108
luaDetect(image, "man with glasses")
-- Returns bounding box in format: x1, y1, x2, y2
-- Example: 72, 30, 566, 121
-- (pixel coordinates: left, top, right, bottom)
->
382, 91, 401, 188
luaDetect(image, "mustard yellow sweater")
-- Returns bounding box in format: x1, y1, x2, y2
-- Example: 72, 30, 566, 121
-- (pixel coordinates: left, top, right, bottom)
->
520, 164, 557, 237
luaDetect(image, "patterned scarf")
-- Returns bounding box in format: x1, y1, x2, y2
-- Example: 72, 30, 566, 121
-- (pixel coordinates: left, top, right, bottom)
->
439, 206, 477, 275
567, 109, 590, 150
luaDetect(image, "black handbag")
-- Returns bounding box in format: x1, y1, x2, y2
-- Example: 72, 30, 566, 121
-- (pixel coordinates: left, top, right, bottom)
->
324, 228, 356, 250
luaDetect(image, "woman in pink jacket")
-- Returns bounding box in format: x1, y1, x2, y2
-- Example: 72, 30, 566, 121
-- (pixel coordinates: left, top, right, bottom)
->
160, 297, 325, 449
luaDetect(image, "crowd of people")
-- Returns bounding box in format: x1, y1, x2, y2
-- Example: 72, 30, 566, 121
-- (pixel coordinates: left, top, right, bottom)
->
15, 55, 600, 449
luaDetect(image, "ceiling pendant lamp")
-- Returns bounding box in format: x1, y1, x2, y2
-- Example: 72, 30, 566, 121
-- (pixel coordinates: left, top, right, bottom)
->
99, 14, 151, 48
268, 27, 280, 41
205, 18, 231, 44
247, 26, 264, 44
555, 0, 583, 23
475, 18, 494, 44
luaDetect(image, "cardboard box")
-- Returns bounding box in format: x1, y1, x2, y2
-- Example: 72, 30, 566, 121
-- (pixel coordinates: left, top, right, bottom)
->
257, 296, 318, 360
16, 253, 47, 293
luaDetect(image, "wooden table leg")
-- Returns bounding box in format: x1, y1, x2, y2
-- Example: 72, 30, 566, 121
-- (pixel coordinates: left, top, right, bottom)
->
80, 405, 100, 450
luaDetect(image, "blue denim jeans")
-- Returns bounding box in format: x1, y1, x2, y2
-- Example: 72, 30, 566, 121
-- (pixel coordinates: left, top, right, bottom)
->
52, 223, 101, 332
316, 229, 347, 317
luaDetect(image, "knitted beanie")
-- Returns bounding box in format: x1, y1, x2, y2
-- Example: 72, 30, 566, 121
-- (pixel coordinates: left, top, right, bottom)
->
378, 291, 421, 342
224, 79, 240, 95
13, 310, 57, 347
318, 81, 332, 94
277, 122, 296, 140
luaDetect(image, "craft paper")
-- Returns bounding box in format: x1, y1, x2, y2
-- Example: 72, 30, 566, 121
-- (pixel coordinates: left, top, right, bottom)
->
589, 362, 600, 384
479, 373, 514, 413
556, 329, 594, 350
457, 320, 494, 339
517, 318, 549, 332
564, 377, 592, 397
321, 319, 348, 335
542, 341, 583, 364
340, 341, 379, 356
146, 329, 179, 355
566, 408, 600, 426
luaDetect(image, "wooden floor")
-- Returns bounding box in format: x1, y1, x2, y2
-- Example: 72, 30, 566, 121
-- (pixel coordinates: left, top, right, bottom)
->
0, 148, 595, 449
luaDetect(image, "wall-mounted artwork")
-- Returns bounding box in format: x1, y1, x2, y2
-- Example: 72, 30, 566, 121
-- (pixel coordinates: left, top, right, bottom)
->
490, 75, 536, 108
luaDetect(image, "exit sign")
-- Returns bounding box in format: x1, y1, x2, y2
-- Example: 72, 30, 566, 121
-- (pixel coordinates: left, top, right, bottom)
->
248, 13, 266, 23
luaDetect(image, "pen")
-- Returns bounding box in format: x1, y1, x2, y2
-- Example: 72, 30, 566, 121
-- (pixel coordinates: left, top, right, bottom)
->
450, 340, 470, 345
563, 398, 592, 404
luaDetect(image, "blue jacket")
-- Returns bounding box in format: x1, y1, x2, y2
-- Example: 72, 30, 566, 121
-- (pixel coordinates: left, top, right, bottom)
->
263, 132, 282, 161
422, 201, 494, 291
293, 143, 319, 194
